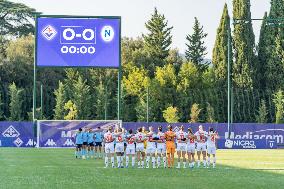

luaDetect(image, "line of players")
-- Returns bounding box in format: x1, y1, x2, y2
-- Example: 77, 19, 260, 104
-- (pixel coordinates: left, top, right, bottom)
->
102, 125, 219, 168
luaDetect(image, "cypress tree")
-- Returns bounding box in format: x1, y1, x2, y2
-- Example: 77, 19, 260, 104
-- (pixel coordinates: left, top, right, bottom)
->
212, 3, 233, 86
53, 81, 66, 119
0, 92, 4, 120
185, 17, 208, 72
232, 0, 255, 88
8, 82, 23, 121
142, 8, 173, 74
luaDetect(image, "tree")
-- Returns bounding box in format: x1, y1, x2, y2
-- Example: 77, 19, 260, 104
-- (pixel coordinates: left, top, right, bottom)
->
232, 0, 256, 88
94, 81, 108, 120
8, 82, 23, 120
0, 92, 4, 120
176, 62, 200, 92
64, 100, 77, 120
206, 103, 216, 123
189, 103, 202, 123
272, 89, 284, 124
0, 0, 39, 37
212, 3, 233, 86
163, 106, 179, 123
185, 17, 208, 72
53, 81, 66, 119
72, 75, 91, 119
255, 99, 268, 123
143, 7, 173, 74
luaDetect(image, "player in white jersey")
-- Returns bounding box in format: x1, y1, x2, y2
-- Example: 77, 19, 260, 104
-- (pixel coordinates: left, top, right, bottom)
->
195, 125, 208, 168
135, 127, 146, 168
187, 128, 196, 168
103, 127, 115, 168
156, 126, 166, 168
125, 129, 136, 168
207, 127, 219, 168
115, 128, 125, 168
176, 125, 187, 168
145, 126, 157, 168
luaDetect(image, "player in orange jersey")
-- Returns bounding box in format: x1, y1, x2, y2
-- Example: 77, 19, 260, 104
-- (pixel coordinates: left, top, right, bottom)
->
164, 125, 176, 168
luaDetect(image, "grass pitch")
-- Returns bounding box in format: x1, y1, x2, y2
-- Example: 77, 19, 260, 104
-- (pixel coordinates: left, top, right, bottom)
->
0, 148, 283, 189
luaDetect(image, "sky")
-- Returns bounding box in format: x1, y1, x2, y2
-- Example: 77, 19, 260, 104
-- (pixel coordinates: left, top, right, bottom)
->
11, 0, 271, 59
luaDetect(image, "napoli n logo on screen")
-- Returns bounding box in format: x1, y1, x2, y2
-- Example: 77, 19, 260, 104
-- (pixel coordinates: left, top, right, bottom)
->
101, 25, 114, 42
42, 25, 57, 40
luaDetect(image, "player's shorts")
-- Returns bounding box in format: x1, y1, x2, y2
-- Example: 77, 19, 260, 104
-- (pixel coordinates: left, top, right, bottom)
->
136, 143, 145, 152
207, 146, 216, 154
196, 143, 207, 152
176, 143, 187, 151
186, 144, 195, 153
95, 142, 102, 147
76, 144, 82, 148
126, 146, 136, 155
124, 142, 127, 147
104, 142, 114, 153
115, 143, 124, 153
83, 142, 88, 145
88, 142, 94, 146
146, 147, 156, 154
156, 144, 166, 154
166, 142, 175, 154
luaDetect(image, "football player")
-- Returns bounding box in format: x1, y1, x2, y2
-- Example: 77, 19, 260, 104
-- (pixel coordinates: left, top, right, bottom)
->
135, 127, 146, 168
75, 128, 83, 158
207, 127, 219, 168
145, 126, 157, 168
94, 127, 104, 159
176, 125, 187, 168
156, 126, 167, 168
125, 129, 136, 168
195, 125, 208, 168
165, 125, 176, 168
87, 128, 95, 158
115, 128, 125, 168
103, 127, 115, 168
187, 127, 196, 168
81, 127, 89, 159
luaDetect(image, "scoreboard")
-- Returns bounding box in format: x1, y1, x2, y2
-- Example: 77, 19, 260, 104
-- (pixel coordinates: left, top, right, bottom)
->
36, 16, 120, 68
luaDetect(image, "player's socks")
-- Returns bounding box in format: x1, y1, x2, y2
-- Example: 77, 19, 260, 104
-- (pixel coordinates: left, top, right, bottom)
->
117, 156, 121, 168
197, 160, 200, 167
157, 156, 161, 167
121, 156, 124, 167
177, 162, 180, 168
126, 156, 129, 167
146, 156, 150, 168
163, 157, 166, 168
207, 157, 211, 167
192, 162, 195, 167
183, 162, 186, 168
152, 157, 156, 168
111, 157, 115, 168
203, 160, 206, 167
137, 161, 141, 168
141, 160, 145, 168
132, 157, 135, 167
213, 157, 216, 168
104, 157, 108, 167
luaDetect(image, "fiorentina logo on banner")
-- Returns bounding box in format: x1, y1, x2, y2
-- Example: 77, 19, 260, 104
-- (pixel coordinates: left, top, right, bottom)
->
36, 16, 120, 67
2, 125, 20, 137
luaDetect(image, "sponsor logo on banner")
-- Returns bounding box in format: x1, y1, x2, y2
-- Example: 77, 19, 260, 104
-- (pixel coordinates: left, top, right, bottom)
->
44, 139, 56, 146
14, 138, 23, 147
63, 139, 75, 146
25, 139, 36, 147
173, 126, 179, 133
42, 25, 57, 40
225, 129, 284, 144
101, 25, 114, 42
2, 125, 20, 137
61, 131, 76, 138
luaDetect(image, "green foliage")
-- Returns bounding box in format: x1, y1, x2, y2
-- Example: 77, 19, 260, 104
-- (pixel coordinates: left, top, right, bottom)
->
272, 89, 284, 124
255, 99, 268, 123
94, 81, 108, 120
143, 7, 173, 74
206, 103, 216, 123
8, 82, 23, 121
232, 0, 255, 88
176, 62, 199, 92
212, 3, 233, 86
64, 100, 77, 120
53, 81, 66, 120
0, 0, 39, 37
0, 92, 4, 120
163, 106, 179, 123
185, 17, 208, 72
189, 103, 202, 123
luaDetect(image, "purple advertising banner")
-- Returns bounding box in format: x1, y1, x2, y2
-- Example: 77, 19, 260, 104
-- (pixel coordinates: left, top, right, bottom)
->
0, 122, 35, 147
37, 17, 120, 67
38, 122, 284, 149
